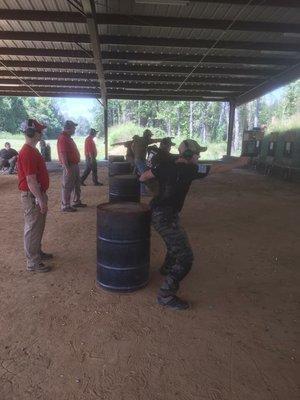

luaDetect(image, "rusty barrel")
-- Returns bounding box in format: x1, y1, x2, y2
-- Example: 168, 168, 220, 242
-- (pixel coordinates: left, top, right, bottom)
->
108, 155, 125, 163
97, 202, 151, 292
109, 161, 132, 177
109, 174, 140, 203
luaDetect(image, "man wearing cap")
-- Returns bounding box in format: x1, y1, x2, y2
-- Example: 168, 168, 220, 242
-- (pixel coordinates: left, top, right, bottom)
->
132, 129, 164, 194
57, 120, 87, 212
140, 139, 249, 310
0, 142, 18, 174
18, 119, 53, 273
80, 128, 103, 186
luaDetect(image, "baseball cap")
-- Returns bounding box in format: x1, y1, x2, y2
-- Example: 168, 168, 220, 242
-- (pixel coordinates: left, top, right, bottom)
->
21, 119, 47, 133
64, 120, 78, 129
161, 137, 176, 146
90, 128, 98, 135
180, 139, 207, 154
143, 129, 152, 137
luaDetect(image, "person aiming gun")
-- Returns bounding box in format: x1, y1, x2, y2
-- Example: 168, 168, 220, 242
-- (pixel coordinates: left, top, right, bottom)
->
140, 139, 249, 310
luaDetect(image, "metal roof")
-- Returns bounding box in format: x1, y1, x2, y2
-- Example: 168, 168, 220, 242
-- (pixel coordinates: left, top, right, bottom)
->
0, 0, 299, 104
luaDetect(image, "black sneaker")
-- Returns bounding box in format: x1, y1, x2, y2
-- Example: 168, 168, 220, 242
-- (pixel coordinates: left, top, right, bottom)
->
40, 251, 53, 260
27, 263, 52, 273
61, 206, 77, 212
73, 202, 87, 208
81, 182, 86, 186
157, 295, 189, 310
94, 182, 103, 186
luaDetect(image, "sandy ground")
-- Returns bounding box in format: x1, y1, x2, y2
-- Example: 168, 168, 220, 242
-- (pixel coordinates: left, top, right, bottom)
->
0, 167, 299, 400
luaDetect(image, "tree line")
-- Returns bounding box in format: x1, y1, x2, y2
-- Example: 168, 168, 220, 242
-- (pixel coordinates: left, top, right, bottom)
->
0, 80, 298, 147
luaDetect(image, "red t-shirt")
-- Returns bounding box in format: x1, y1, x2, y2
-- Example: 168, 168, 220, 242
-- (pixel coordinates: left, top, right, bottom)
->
84, 135, 97, 157
57, 132, 80, 164
18, 144, 49, 192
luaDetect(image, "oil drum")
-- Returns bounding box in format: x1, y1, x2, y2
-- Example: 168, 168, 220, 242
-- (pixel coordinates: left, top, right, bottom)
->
109, 161, 132, 176
108, 155, 125, 163
97, 202, 151, 292
109, 174, 140, 203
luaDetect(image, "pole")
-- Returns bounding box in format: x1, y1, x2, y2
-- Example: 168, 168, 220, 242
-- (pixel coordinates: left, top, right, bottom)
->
104, 97, 108, 160
227, 100, 235, 156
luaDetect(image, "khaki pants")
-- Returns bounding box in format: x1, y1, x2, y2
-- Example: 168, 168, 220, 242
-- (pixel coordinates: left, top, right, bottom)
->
21, 192, 47, 269
61, 164, 81, 208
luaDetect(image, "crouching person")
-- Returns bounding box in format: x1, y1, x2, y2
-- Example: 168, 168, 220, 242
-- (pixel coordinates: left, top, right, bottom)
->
140, 139, 249, 310
18, 119, 53, 273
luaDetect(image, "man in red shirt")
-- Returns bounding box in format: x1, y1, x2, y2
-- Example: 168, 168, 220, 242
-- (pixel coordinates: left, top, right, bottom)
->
80, 128, 103, 186
18, 119, 53, 273
57, 120, 87, 212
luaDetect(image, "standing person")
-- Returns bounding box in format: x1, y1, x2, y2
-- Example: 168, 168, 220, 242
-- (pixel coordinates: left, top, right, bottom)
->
18, 119, 53, 273
140, 139, 249, 310
132, 129, 163, 194
0, 142, 18, 174
57, 120, 87, 212
80, 128, 103, 186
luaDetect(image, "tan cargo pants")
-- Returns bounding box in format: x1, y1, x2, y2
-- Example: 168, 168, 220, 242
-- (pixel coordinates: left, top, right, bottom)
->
61, 163, 81, 208
21, 192, 47, 269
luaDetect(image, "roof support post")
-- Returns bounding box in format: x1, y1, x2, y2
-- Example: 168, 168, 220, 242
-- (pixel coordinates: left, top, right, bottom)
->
227, 100, 236, 156
103, 97, 108, 160
81, 0, 106, 104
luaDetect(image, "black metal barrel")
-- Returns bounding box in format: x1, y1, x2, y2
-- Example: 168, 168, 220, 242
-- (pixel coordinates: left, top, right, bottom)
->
97, 202, 151, 292
109, 161, 132, 176
109, 174, 140, 203
108, 155, 125, 163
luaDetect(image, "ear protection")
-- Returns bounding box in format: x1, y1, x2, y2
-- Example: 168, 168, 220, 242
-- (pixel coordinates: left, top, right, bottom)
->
182, 140, 194, 160
25, 119, 36, 138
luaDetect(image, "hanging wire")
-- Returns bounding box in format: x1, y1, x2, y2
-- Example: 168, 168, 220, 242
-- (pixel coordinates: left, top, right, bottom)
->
176, 0, 267, 91
0, 60, 41, 97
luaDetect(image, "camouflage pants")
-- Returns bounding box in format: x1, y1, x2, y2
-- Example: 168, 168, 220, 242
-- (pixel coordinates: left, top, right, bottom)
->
151, 208, 194, 297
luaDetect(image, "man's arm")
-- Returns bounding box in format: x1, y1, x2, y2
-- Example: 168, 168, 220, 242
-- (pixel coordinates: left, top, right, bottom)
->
209, 156, 250, 175
59, 152, 71, 174
140, 169, 155, 182
26, 175, 48, 214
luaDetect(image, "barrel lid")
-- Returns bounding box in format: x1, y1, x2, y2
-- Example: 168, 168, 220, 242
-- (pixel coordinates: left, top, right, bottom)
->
97, 202, 150, 213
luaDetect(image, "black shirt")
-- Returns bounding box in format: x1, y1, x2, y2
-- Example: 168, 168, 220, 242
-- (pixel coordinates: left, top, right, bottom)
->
150, 159, 210, 213
0, 148, 18, 160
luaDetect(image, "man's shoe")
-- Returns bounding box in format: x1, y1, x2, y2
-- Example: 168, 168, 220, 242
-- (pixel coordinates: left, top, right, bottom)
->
157, 295, 189, 310
40, 251, 53, 260
27, 263, 52, 273
81, 182, 86, 186
73, 202, 87, 208
61, 206, 77, 212
94, 182, 103, 186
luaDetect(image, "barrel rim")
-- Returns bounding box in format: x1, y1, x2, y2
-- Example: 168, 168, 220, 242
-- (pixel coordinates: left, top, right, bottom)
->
97, 201, 150, 213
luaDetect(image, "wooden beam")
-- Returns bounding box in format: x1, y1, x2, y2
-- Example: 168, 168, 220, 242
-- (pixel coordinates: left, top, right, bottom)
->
0, 60, 96, 70
0, 70, 98, 80
82, 0, 107, 102
235, 63, 300, 105
107, 93, 229, 101
107, 89, 238, 97
99, 14, 300, 34
0, 48, 295, 66
0, 47, 92, 58
0, 86, 100, 94
187, 0, 300, 7
0, 78, 99, 87
2, 10, 299, 33
0, 91, 100, 98
227, 101, 235, 156
106, 73, 262, 85
0, 31, 298, 53
101, 51, 295, 66
106, 81, 245, 92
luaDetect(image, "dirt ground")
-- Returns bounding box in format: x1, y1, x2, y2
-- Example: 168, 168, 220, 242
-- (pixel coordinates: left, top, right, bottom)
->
0, 167, 299, 400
